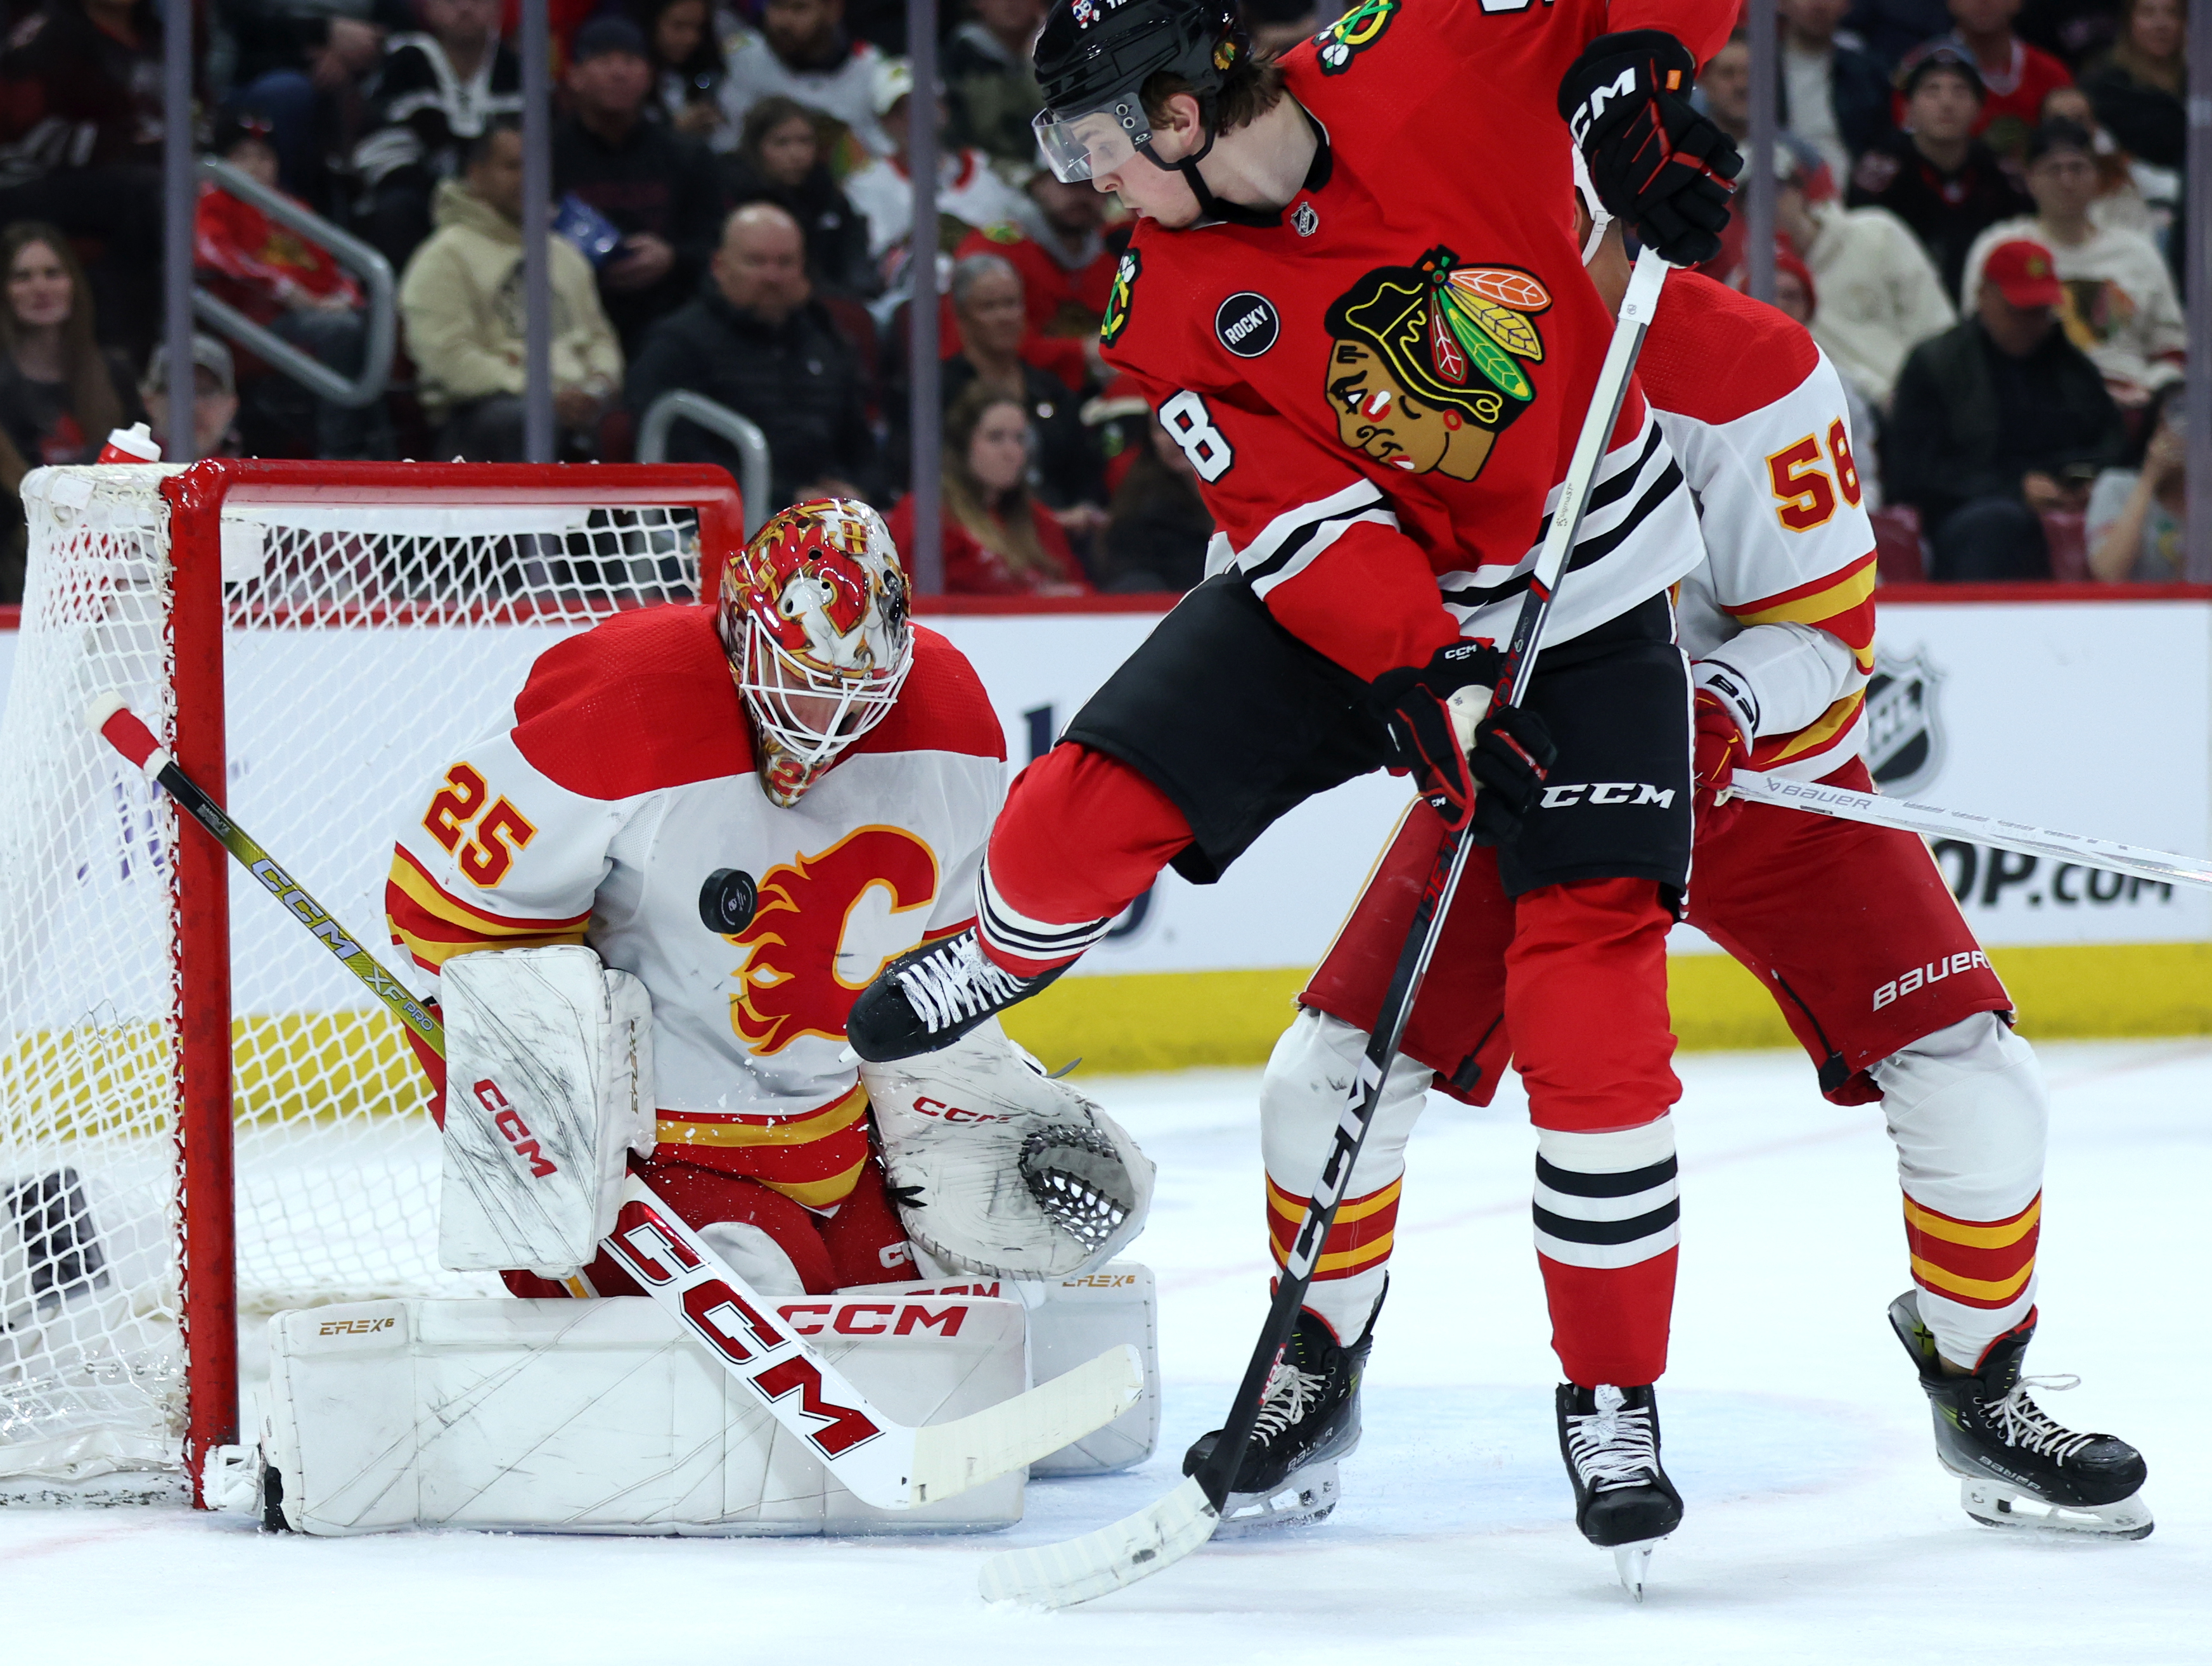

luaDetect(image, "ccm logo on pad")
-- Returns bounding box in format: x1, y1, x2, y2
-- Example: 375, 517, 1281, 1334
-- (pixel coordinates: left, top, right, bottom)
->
776, 1301, 972, 1338
472, 1079, 558, 1178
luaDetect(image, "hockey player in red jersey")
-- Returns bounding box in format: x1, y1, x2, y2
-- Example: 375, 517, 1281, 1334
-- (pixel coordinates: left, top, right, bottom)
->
387, 501, 1150, 1309
846, 0, 1738, 1567
1223, 176, 2151, 1579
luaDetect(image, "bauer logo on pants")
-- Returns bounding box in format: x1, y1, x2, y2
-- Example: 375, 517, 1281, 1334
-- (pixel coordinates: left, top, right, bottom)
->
1864, 647, 1945, 796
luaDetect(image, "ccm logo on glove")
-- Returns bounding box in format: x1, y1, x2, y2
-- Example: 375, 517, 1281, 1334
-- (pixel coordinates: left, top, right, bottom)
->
472, 1079, 558, 1178
1540, 781, 1678, 808
911, 1094, 1015, 1124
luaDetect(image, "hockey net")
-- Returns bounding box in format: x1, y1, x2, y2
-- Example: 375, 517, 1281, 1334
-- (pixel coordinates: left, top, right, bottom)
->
0, 460, 744, 1502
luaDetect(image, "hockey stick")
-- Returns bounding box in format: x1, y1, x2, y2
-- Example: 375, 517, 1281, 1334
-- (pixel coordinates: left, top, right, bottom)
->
1730, 769, 2212, 892
86, 691, 1143, 1513
977, 246, 1678, 1608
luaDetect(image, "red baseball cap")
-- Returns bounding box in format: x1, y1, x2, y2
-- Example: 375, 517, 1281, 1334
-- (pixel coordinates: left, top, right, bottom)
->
1983, 240, 2064, 309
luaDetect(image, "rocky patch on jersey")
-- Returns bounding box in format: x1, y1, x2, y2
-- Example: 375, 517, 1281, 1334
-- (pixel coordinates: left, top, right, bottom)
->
1322, 248, 1549, 480
1215, 292, 1278, 357
1317, 0, 1399, 73
1864, 647, 1945, 795
726, 827, 939, 1053
1101, 250, 1139, 347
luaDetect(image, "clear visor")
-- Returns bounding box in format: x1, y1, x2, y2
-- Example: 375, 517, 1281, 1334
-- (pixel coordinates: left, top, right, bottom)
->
738, 612, 911, 772
1033, 93, 1152, 184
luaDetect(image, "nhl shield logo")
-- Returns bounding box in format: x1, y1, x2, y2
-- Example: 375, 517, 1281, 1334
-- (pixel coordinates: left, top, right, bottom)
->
1862, 648, 1944, 795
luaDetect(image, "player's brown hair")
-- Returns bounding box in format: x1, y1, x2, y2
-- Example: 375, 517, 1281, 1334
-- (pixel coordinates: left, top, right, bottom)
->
1139, 52, 1285, 136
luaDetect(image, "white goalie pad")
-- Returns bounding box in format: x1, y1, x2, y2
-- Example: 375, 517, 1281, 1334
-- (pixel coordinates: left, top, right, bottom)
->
861, 1022, 1155, 1280
438, 945, 657, 1278
257, 1288, 1028, 1535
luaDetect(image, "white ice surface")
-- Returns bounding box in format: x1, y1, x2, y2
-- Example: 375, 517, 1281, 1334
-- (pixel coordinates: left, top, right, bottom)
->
5, 1041, 2207, 1662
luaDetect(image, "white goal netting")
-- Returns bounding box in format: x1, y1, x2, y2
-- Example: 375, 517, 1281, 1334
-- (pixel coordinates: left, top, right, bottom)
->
0, 465, 705, 1495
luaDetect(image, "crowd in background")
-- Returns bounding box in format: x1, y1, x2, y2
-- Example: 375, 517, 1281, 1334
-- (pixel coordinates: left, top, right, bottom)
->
0, 0, 2190, 603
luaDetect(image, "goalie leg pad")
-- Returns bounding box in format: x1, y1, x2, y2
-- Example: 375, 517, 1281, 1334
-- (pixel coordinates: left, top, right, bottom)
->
863, 1021, 1154, 1279
259, 1293, 1026, 1535
438, 945, 656, 1279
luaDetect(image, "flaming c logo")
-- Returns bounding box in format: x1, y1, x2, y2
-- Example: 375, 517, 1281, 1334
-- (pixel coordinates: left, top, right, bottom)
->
726, 826, 939, 1053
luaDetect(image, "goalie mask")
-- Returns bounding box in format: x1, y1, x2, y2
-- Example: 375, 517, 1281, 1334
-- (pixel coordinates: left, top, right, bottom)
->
718, 499, 915, 806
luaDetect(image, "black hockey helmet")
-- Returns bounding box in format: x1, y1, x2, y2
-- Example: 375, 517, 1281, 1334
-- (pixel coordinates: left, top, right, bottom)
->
1030, 0, 1246, 184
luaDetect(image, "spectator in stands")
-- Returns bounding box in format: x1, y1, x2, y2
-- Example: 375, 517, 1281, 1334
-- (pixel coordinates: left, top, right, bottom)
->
635, 0, 728, 142
626, 202, 877, 508
1902, 0, 2073, 162
1767, 137, 1955, 410
1849, 47, 2034, 302
2080, 0, 2185, 172
398, 121, 622, 461
553, 15, 728, 359
2039, 85, 2162, 242
0, 223, 141, 599
944, 0, 1046, 166
1961, 119, 2184, 405
720, 95, 873, 295
1098, 417, 1214, 593
352, 0, 522, 274
1780, 0, 1896, 182
1886, 238, 2125, 579
941, 251, 1100, 513
196, 112, 387, 459
1695, 33, 1753, 151
221, 0, 399, 208
2086, 378, 2186, 580
887, 383, 1092, 595
1245, 0, 1321, 60
1767, 237, 1885, 503
845, 58, 1026, 274
717, 0, 891, 160
955, 169, 1114, 391
141, 334, 242, 460
0, 0, 169, 356
1845, 0, 1952, 67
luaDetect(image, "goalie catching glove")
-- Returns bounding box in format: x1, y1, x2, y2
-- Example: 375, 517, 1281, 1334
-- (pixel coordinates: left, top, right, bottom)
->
1372, 641, 1556, 845
1559, 30, 1741, 266
862, 1021, 1154, 1279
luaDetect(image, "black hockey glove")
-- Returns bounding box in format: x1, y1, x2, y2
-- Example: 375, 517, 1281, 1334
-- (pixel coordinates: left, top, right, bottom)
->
1373, 643, 1556, 845
1558, 30, 1742, 267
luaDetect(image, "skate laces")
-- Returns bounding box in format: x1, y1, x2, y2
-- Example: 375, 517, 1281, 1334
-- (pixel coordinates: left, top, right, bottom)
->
1566, 1384, 1660, 1491
1988, 1374, 2099, 1464
894, 935, 1030, 1032
1251, 1355, 1327, 1447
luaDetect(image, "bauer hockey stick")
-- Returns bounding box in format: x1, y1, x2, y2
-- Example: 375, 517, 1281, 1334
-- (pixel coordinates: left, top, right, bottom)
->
1729, 769, 2212, 892
86, 691, 1143, 1513
977, 246, 1678, 1609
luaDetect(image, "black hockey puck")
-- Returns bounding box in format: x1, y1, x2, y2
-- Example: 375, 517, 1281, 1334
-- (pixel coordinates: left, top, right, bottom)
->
698, 868, 758, 934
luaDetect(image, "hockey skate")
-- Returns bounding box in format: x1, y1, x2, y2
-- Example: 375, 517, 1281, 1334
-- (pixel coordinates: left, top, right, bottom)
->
1556, 1382, 1683, 1600
844, 930, 1067, 1062
1888, 1290, 2152, 1539
1183, 1302, 1377, 1534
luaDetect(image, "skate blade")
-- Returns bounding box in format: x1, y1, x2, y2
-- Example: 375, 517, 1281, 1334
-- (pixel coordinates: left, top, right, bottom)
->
1212, 1460, 1341, 1537
1612, 1537, 1665, 1601
1959, 1478, 2154, 1540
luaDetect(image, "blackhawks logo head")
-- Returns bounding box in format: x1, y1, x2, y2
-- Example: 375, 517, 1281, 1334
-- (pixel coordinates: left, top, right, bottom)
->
1317, 0, 1399, 72
1321, 248, 1550, 481
1101, 249, 1140, 347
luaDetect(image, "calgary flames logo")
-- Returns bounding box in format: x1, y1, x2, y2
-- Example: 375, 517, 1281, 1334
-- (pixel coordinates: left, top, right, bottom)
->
725, 827, 939, 1053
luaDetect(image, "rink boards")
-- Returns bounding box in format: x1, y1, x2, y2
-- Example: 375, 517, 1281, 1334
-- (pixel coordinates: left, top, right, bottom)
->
1, 586, 2206, 1072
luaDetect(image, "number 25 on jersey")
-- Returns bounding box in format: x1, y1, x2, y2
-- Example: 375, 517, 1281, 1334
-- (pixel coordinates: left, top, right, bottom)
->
424, 763, 538, 887
1766, 419, 1862, 532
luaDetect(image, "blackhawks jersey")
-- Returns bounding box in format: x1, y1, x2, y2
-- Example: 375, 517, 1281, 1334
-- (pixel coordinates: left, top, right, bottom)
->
1640, 272, 1877, 784
1098, 0, 1736, 686
387, 605, 1005, 1208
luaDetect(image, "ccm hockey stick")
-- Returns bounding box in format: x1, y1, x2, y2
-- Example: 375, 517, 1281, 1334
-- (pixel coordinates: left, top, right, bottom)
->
978, 246, 1679, 1608
87, 691, 1142, 1512
1730, 769, 2212, 892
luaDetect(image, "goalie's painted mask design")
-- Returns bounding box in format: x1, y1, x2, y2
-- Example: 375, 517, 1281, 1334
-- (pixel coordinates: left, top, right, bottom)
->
718, 499, 915, 805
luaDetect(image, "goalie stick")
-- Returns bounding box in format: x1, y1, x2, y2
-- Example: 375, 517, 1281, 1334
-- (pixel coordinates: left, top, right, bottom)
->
977, 245, 1680, 1609
1729, 769, 2212, 892
86, 691, 1143, 1513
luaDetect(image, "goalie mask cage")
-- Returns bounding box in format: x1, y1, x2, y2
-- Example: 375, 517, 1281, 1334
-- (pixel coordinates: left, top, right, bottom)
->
0, 460, 745, 1505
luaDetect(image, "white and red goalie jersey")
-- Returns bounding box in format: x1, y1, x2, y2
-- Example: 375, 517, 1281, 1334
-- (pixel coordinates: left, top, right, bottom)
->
387, 603, 1006, 1208
1640, 271, 1878, 783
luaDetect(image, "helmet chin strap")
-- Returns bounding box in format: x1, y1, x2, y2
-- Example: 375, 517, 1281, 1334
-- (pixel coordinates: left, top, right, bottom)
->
1137, 99, 1282, 229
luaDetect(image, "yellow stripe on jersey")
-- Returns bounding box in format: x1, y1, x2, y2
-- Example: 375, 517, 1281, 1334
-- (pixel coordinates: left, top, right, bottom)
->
655, 1082, 870, 1150
1728, 555, 1876, 631
1904, 1193, 2042, 1250
1908, 1253, 2036, 1303
757, 1155, 871, 1210
386, 849, 591, 968
1764, 691, 1866, 764
1267, 1230, 1397, 1275
1266, 1174, 1403, 1225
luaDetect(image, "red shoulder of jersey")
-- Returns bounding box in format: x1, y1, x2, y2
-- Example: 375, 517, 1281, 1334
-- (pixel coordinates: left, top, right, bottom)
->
1638, 272, 1821, 428
510, 603, 754, 798
849, 625, 1006, 763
